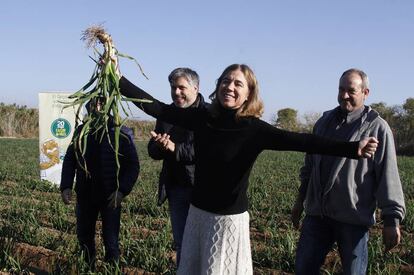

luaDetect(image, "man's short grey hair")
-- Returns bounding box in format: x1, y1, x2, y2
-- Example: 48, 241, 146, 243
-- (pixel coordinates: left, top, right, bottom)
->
168, 67, 199, 88
340, 68, 370, 90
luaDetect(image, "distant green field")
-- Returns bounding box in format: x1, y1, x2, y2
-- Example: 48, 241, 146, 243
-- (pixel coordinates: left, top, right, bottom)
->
0, 138, 413, 274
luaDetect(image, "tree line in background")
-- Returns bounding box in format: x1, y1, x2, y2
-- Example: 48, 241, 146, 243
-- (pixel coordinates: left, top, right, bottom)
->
0, 103, 155, 140
1, 98, 413, 155
273, 97, 414, 156
0, 103, 38, 138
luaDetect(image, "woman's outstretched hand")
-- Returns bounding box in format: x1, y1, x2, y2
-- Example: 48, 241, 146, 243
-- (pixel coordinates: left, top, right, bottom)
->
358, 137, 379, 158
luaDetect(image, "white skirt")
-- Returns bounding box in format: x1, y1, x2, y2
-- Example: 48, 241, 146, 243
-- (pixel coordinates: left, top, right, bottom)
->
177, 204, 253, 275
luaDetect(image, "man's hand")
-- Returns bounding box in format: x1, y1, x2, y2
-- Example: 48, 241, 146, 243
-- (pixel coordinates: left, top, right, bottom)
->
291, 196, 304, 230
150, 131, 175, 152
108, 191, 124, 209
358, 137, 379, 158
383, 226, 401, 253
61, 188, 72, 205
110, 53, 122, 78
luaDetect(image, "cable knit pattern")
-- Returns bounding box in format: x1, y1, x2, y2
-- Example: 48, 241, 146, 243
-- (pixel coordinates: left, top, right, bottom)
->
178, 205, 252, 275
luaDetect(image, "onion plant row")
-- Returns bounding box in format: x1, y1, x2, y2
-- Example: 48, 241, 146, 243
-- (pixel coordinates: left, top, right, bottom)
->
0, 138, 413, 274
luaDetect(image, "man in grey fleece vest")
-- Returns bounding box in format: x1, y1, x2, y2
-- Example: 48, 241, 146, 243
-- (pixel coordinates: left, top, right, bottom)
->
291, 68, 405, 275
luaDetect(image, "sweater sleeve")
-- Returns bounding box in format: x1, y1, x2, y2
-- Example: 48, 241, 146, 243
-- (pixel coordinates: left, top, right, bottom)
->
373, 122, 406, 223
60, 140, 76, 192
118, 128, 140, 196
120, 76, 202, 130
257, 119, 360, 159
298, 154, 312, 200
298, 122, 320, 199
147, 120, 173, 160
148, 119, 196, 164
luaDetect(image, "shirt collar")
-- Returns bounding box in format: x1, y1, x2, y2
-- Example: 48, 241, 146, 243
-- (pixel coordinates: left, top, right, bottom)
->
337, 106, 366, 124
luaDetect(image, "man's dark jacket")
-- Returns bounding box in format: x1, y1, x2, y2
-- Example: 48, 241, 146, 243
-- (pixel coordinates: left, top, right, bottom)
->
147, 94, 208, 205
60, 124, 139, 202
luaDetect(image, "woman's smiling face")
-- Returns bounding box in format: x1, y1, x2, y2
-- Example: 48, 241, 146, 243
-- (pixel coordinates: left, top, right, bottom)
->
217, 69, 250, 110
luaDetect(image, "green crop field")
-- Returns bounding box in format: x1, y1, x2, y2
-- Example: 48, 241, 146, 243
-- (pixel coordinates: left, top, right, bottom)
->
0, 138, 413, 274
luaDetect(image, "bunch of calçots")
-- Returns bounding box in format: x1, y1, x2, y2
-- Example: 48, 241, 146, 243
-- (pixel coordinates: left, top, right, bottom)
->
64, 25, 150, 186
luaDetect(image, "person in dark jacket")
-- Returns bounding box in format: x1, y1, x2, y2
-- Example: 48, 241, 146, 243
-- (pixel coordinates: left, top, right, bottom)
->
60, 97, 139, 266
148, 67, 207, 267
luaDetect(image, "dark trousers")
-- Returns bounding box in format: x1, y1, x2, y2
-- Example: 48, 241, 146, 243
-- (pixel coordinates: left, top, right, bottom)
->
295, 215, 369, 275
76, 199, 121, 264
166, 184, 192, 267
